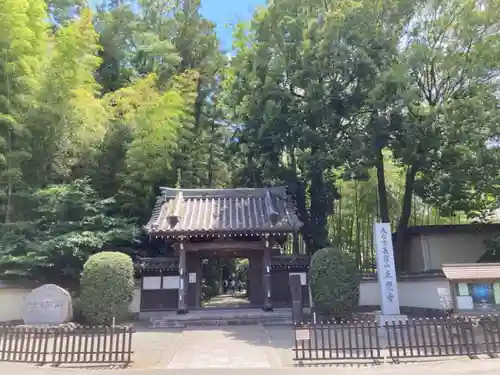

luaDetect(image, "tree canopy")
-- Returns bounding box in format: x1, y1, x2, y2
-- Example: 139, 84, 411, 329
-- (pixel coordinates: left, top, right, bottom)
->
0, 0, 499, 282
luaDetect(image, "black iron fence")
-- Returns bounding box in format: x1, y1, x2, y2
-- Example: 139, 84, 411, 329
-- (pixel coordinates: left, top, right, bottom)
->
0, 325, 134, 366
293, 315, 500, 363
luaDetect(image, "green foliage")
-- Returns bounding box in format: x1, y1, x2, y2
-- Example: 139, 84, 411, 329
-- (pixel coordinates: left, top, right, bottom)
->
481, 236, 500, 263
0, 179, 137, 286
1, 0, 500, 288
0, 0, 48, 222
80, 251, 134, 325
310, 247, 360, 319
0, 0, 228, 285
223, 0, 500, 264
26, 8, 107, 186
329, 152, 468, 270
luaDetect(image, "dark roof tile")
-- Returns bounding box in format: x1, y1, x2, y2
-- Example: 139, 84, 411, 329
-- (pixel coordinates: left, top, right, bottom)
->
145, 186, 302, 236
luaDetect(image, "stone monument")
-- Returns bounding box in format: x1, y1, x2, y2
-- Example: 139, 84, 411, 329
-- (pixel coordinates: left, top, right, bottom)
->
289, 273, 303, 323
373, 222, 407, 342
22, 284, 73, 325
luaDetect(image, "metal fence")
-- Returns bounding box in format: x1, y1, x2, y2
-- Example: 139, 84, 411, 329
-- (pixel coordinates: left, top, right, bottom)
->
293, 315, 500, 363
0, 325, 133, 366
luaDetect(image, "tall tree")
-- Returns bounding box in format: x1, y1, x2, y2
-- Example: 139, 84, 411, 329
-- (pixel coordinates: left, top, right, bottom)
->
369, 0, 500, 269
223, 0, 392, 252
0, 0, 48, 222
102, 71, 198, 219
25, 8, 107, 187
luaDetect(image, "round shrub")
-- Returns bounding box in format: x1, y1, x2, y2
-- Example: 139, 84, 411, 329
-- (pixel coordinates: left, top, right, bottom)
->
80, 251, 134, 325
309, 247, 360, 320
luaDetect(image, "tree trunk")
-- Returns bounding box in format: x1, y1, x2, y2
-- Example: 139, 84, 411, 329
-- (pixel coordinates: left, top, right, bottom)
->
286, 149, 312, 254
4, 53, 12, 224
290, 180, 311, 253
375, 147, 390, 223
5, 129, 12, 223
309, 162, 328, 252
354, 181, 361, 269
336, 185, 342, 245
207, 120, 215, 187
394, 164, 418, 271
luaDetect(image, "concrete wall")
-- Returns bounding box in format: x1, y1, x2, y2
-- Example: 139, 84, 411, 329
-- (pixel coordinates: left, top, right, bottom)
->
407, 231, 499, 272
130, 286, 141, 314
406, 235, 424, 272
1, 277, 451, 321
0, 285, 143, 323
0, 287, 30, 322
425, 232, 494, 268
359, 275, 451, 314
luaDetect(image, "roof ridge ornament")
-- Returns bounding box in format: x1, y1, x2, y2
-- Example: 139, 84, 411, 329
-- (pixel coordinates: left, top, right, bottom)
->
265, 190, 279, 226
167, 191, 183, 227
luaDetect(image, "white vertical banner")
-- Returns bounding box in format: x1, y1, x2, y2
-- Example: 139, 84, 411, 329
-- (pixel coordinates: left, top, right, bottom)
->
374, 222, 401, 315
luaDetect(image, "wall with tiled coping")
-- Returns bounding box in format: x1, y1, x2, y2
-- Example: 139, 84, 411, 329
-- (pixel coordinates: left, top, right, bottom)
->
0, 282, 143, 323
358, 272, 450, 317
0, 273, 449, 322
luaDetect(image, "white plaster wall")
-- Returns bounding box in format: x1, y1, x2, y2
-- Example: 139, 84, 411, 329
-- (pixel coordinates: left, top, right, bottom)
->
359, 277, 451, 310
359, 280, 380, 306
130, 286, 141, 314
0, 288, 30, 322
1, 280, 449, 320
0, 285, 143, 322
425, 232, 495, 269
406, 235, 425, 272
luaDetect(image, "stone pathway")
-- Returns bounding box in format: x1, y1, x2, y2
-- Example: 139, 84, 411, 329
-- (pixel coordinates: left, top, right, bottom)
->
131, 328, 183, 369
167, 325, 281, 368
202, 293, 250, 308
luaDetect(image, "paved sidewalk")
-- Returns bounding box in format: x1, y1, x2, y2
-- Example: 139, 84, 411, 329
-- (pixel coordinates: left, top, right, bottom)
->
167, 325, 281, 368
1, 358, 500, 375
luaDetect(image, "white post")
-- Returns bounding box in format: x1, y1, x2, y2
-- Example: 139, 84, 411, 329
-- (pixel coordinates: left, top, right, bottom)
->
373, 222, 406, 336
178, 241, 188, 314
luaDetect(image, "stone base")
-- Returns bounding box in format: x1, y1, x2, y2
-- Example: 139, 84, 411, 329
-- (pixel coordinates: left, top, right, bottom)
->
176, 309, 189, 315
377, 314, 408, 326
147, 308, 293, 328
376, 314, 408, 345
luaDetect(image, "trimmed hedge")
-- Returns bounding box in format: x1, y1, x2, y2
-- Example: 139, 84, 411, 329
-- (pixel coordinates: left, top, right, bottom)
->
80, 251, 134, 325
309, 247, 360, 319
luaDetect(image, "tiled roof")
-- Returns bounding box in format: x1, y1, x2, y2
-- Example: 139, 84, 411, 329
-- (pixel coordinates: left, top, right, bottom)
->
145, 186, 303, 237
441, 263, 500, 281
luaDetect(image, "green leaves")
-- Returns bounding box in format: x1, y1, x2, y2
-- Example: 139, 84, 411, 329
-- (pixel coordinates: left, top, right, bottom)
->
26, 8, 107, 186
0, 179, 137, 286
310, 246, 360, 319
80, 251, 135, 325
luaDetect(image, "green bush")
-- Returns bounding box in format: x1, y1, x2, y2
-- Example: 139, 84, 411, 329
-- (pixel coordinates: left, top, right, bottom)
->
80, 251, 134, 325
309, 247, 360, 320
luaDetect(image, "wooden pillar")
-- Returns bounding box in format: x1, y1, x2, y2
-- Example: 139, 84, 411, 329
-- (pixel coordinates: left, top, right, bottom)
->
293, 231, 300, 255
263, 237, 273, 311
177, 241, 188, 314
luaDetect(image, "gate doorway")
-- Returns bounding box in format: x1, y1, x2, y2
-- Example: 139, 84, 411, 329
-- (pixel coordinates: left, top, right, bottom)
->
200, 257, 250, 309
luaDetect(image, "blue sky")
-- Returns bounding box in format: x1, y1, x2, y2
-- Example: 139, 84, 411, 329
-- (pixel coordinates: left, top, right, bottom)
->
88, 0, 267, 51
200, 0, 266, 51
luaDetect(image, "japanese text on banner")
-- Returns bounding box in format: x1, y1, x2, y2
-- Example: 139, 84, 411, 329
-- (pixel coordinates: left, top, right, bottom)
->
374, 222, 400, 315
